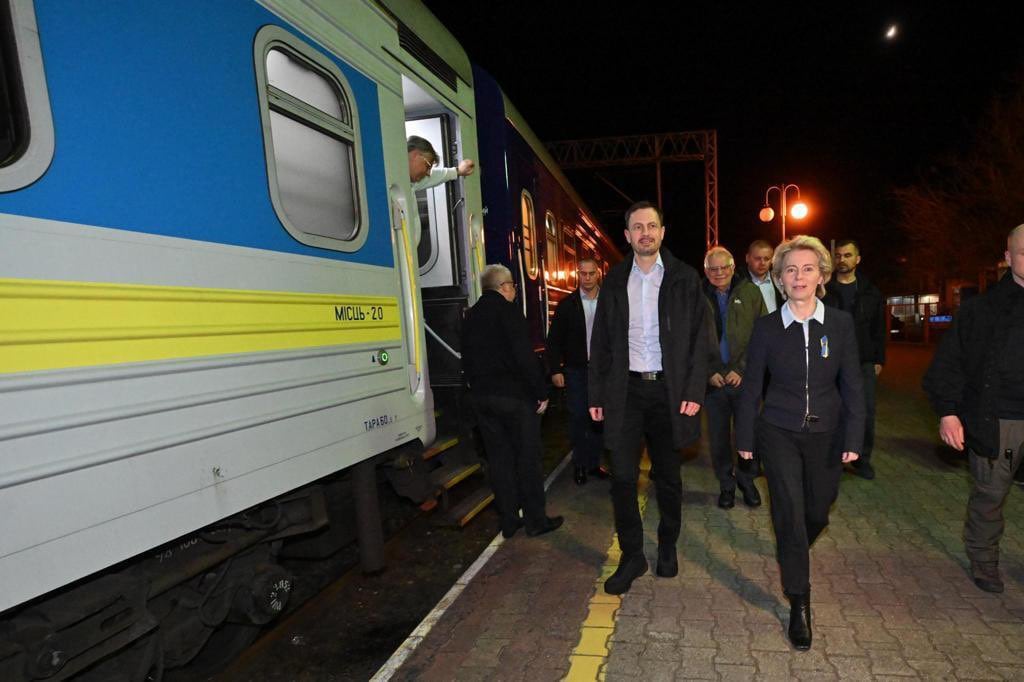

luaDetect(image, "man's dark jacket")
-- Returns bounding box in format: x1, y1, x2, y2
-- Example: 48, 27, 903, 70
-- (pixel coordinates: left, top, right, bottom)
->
702, 274, 767, 377
822, 273, 887, 366
923, 272, 1022, 458
462, 290, 546, 402
588, 249, 710, 451
736, 265, 784, 310
546, 289, 591, 373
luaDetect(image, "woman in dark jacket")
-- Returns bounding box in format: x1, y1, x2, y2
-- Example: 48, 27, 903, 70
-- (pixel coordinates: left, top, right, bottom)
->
736, 235, 865, 651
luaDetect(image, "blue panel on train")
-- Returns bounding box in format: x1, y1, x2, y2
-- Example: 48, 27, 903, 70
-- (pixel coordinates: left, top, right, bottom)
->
0, 0, 393, 267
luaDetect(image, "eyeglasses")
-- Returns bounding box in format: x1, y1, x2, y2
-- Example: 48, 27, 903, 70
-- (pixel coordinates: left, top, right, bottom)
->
706, 265, 734, 274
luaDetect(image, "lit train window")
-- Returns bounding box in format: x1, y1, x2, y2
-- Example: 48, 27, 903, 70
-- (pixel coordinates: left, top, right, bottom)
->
0, 0, 54, 191
521, 190, 537, 278
253, 25, 369, 251
544, 213, 558, 277
563, 226, 577, 286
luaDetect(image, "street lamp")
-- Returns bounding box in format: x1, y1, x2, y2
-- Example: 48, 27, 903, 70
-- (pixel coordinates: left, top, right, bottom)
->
759, 183, 808, 242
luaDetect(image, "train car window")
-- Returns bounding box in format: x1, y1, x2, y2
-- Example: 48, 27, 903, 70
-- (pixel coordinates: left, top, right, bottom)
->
0, 0, 54, 191
254, 25, 368, 252
544, 213, 559, 277
563, 225, 577, 287
521, 191, 537, 278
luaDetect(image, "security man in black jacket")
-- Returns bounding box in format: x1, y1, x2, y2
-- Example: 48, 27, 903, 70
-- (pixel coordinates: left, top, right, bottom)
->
823, 239, 887, 480
546, 258, 605, 485
462, 264, 563, 540
923, 224, 1024, 594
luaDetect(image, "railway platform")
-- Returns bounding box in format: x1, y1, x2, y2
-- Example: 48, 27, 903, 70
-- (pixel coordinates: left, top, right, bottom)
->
379, 345, 1024, 681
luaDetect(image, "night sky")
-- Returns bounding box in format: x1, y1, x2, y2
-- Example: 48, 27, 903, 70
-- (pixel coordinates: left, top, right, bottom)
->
424, 1, 1024, 290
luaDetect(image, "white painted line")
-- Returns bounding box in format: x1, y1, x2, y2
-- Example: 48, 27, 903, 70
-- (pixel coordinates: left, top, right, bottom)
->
369, 450, 573, 681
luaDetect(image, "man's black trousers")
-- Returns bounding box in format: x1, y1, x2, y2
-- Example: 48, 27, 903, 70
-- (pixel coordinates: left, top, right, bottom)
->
565, 366, 603, 470
608, 376, 681, 558
706, 384, 758, 492
472, 392, 548, 535
759, 420, 843, 595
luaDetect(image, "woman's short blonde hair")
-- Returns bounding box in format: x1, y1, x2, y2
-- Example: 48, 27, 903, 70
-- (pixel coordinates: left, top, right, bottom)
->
771, 235, 833, 299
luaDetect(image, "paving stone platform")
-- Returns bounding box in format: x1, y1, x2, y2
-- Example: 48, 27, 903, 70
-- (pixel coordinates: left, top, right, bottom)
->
389, 345, 1024, 681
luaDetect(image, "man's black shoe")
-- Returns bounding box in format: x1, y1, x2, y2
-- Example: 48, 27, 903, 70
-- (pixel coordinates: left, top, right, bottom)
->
589, 465, 610, 480
525, 515, 564, 537
738, 482, 762, 508
501, 518, 523, 539
718, 489, 735, 509
604, 554, 648, 595
852, 461, 876, 480
655, 543, 678, 577
970, 560, 1004, 593
574, 465, 587, 486
786, 592, 812, 650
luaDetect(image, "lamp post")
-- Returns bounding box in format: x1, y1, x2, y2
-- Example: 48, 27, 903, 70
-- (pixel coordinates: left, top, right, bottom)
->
759, 183, 808, 242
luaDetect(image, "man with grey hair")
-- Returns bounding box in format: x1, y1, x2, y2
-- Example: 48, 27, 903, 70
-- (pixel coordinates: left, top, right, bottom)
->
703, 245, 767, 509
463, 264, 563, 539
924, 224, 1024, 593
407, 135, 475, 191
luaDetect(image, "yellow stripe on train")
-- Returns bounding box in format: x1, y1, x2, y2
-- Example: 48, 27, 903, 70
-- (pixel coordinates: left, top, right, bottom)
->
0, 278, 402, 373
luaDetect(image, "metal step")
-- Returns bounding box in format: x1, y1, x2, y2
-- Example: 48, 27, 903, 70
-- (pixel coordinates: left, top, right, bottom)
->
423, 436, 459, 461
445, 486, 495, 527
430, 461, 481, 490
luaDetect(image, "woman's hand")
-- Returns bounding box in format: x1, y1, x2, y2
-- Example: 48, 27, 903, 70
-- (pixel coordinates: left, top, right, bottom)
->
738, 450, 753, 460
841, 451, 859, 463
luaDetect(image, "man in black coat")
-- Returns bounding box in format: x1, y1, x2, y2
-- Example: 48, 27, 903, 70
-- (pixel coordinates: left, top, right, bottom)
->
546, 258, 605, 485
463, 264, 563, 539
737, 239, 784, 313
923, 225, 1024, 593
589, 201, 710, 595
823, 239, 887, 480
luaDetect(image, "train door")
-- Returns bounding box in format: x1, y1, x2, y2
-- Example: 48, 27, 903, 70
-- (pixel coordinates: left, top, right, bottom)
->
402, 76, 471, 388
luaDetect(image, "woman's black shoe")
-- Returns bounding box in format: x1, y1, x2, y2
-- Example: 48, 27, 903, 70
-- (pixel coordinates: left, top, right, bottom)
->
604, 554, 648, 594
787, 592, 812, 650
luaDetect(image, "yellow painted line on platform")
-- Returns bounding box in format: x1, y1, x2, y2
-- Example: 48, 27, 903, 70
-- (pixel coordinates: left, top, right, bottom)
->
565, 456, 652, 681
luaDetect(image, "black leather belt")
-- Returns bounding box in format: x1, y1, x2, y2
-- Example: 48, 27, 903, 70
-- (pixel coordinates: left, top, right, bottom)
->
629, 370, 664, 381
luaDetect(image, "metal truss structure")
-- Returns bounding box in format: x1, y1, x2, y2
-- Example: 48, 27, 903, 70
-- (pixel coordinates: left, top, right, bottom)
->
547, 131, 719, 248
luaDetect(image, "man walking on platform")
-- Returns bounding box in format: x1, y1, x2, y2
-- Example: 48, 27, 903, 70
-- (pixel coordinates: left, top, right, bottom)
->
703, 246, 767, 509
738, 239, 783, 313
924, 225, 1024, 593
823, 239, 886, 480
589, 201, 710, 595
463, 264, 563, 540
547, 258, 606, 485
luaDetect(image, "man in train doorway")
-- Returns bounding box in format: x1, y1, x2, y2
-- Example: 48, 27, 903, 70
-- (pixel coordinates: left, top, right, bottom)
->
407, 135, 475, 191
923, 225, 1024, 593
589, 201, 710, 595
546, 258, 607, 486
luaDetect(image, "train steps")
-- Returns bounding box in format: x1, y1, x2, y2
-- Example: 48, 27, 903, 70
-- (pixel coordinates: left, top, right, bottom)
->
420, 430, 494, 527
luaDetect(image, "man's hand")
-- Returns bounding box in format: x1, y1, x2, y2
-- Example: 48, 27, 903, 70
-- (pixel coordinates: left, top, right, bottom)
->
679, 401, 701, 416
739, 450, 753, 460
874, 364, 883, 376
724, 370, 743, 387
457, 159, 476, 177
551, 372, 565, 388
841, 451, 859, 463
589, 407, 604, 421
536, 399, 549, 415
709, 373, 725, 388
939, 415, 965, 450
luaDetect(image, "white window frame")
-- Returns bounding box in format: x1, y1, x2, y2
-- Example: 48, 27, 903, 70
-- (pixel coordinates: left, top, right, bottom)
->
0, 0, 55, 192
521, 190, 538, 279
252, 25, 369, 252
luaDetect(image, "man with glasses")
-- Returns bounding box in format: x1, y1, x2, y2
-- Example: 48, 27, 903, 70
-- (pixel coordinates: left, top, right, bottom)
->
547, 258, 607, 485
703, 246, 767, 509
462, 264, 563, 539
407, 135, 475, 191
589, 201, 710, 594
823, 239, 886, 480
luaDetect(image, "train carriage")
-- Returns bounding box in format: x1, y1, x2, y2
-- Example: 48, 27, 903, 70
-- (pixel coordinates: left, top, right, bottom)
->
0, 0, 615, 677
